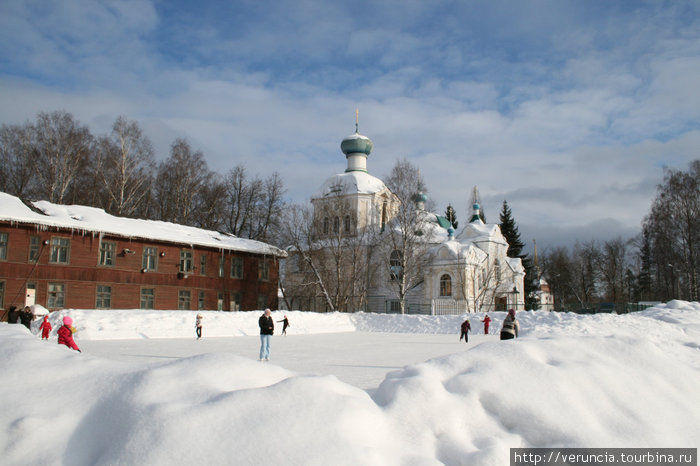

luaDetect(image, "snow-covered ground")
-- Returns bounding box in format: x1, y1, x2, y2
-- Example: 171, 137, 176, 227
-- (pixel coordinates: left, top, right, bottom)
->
2, 301, 700, 465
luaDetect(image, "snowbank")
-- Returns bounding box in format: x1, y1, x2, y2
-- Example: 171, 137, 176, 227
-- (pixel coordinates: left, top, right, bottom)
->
3, 301, 700, 465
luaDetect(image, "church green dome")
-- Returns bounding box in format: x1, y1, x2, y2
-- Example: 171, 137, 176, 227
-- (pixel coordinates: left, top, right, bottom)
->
341, 132, 373, 156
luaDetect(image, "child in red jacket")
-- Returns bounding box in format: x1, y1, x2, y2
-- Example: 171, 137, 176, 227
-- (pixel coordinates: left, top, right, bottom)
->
57, 316, 80, 352
39, 315, 52, 340
482, 314, 491, 335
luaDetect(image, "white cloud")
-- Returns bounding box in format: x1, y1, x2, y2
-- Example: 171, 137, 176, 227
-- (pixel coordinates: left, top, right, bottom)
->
1, 0, 700, 252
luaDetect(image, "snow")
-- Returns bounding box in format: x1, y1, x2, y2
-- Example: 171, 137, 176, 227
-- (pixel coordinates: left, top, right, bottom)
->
0, 191, 285, 257
315, 171, 388, 197
2, 301, 700, 465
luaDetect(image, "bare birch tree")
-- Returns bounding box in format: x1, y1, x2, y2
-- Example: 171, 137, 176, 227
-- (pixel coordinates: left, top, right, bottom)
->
381, 159, 433, 314
96, 116, 155, 217
278, 203, 335, 311
0, 123, 37, 198
31, 111, 93, 204
153, 138, 209, 225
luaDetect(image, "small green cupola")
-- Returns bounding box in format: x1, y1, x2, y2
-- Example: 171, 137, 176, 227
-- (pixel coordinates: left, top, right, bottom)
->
413, 191, 428, 210
470, 203, 483, 223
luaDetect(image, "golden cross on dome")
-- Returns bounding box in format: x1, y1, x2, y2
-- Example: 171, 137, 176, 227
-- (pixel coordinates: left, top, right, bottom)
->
355, 108, 359, 133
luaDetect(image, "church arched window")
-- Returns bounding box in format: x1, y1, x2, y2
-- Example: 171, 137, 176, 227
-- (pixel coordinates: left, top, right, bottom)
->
323, 217, 329, 235
390, 250, 403, 280
440, 274, 452, 297
343, 215, 351, 233
333, 216, 340, 234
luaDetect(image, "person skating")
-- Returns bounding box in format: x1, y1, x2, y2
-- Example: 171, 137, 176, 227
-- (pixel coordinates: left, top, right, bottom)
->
482, 314, 491, 334
277, 315, 290, 335
500, 309, 519, 341
39, 315, 52, 340
57, 316, 80, 352
459, 318, 471, 343
258, 308, 274, 360
195, 313, 203, 340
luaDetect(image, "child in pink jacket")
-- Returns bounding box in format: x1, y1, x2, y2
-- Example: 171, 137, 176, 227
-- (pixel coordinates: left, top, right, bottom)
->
39, 315, 52, 340
57, 316, 80, 352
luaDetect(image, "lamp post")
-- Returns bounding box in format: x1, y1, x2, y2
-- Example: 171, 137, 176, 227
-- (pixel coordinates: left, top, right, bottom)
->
510, 285, 519, 310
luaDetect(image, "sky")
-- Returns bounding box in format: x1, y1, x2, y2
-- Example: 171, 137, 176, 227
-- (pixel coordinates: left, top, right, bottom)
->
1, 0, 699, 253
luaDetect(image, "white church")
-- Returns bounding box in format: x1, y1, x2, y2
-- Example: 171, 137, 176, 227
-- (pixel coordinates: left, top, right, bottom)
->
284, 125, 525, 314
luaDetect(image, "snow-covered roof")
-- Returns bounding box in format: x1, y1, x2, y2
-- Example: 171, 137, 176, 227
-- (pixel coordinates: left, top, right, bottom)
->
0, 192, 286, 257
456, 219, 505, 244
314, 171, 388, 198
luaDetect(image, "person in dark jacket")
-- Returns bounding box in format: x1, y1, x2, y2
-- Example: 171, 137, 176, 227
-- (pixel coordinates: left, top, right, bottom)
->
57, 316, 80, 352
20, 306, 35, 329
258, 308, 274, 360
459, 318, 471, 343
7, 305, 19, 324
500, 309, 520, 340
277, 315, 290, 335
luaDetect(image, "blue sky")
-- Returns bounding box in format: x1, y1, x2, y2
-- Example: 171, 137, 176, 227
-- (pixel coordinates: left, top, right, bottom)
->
2, 0, 699, 252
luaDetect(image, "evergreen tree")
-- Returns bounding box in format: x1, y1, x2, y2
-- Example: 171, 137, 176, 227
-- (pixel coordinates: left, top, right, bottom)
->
499, 200, 538, 308
499, 200, 525, 258
444, 204, 458, 229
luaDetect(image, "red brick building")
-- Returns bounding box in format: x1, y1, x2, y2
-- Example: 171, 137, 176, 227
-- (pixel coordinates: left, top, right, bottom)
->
0, 192, 286, 319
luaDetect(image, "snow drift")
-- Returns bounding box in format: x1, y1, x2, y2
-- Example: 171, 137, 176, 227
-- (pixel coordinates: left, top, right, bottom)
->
2, 301, 699, 465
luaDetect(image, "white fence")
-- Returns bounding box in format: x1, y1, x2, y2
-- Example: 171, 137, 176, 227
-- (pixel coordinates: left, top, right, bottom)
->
431, 298, 469, 315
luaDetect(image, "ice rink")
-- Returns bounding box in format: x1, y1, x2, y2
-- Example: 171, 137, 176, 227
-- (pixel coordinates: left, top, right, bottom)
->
80, 332, 484, 392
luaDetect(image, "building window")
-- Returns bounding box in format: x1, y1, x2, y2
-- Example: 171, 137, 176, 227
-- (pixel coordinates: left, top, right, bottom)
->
198, 291, 205, 310
494, 260, 501, 281
142, 247, 158, 271
439, 274, 452, 297
99, 242, 116, 266
388, 300, 401, 313
258, 260, 269, 281
178, 290, 191, 310
49, 238, 70, 264
217, 292, 224, 311
231, 257, 243, 279
333, 216, 340, 234
230, 292, 241, 311
343, 215, 351, 234
257, 294, 267, 310
29, 236, 40, 262
141, 288, 155, 309
200, 254, 207, 275
390, 250, 403, 280
218, 256, 225, 278
381, 201, 388, 231
0, 281, 4, 308
180, 250, 193, 273
323, 217, 329, 235
0, 233, 7, 260
96, 285, 112, 308
48, 283, 65, 309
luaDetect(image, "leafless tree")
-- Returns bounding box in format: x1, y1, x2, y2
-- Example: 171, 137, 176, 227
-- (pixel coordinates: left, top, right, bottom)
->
153, 138, 209, 225
31, 111, 94, 204
596, 238, 628, 303
0, 122, 37, 198
278, 203, 336, 311
381, 158, 433, 314
644, 160, 700, 300
95, 116, 156, 217
570, 241, 599, 306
